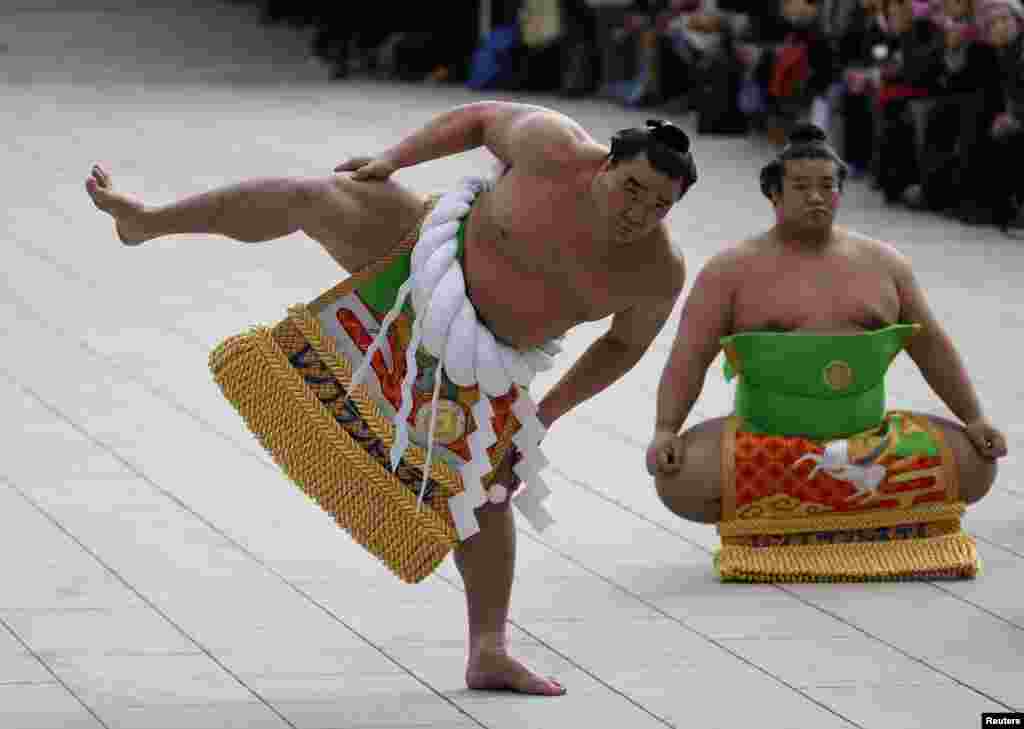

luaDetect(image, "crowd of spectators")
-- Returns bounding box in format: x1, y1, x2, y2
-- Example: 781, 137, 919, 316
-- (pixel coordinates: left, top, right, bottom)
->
248, 0, 1024, 234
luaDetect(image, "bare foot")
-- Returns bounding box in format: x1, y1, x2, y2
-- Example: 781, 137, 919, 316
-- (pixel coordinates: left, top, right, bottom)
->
466, 650, 566, 696
85, 164, 150, 245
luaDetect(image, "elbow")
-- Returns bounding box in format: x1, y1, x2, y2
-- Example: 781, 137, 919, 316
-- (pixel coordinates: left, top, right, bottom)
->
601, 334, 649, 368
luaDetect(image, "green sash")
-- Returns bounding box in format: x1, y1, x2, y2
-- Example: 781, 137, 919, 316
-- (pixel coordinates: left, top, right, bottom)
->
356, 218, 468, 316
721, 324, 920, 439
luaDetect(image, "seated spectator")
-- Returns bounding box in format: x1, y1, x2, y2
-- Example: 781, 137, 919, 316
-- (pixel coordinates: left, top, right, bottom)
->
762, 0, 837, 142
912, 0, 1004, 218
874, 0, 945, 203
660, 0, 750, 87
836, 0, 891, 173
600, 1, 664, 106
658, 0, 753, 132
978, 0, 1024, 229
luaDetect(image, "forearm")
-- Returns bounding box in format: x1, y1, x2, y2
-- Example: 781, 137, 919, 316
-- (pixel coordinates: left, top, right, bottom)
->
382, 103, 488, 170
912, 332, 985, 424
654, 354, 705, 434
536, 336, 645, 428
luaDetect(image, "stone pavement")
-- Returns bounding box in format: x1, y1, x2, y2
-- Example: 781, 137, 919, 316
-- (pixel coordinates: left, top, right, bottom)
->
2, 2, 1022, 727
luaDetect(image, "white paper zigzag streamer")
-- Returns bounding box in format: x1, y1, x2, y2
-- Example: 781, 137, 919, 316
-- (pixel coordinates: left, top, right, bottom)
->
352, 177, 557, 540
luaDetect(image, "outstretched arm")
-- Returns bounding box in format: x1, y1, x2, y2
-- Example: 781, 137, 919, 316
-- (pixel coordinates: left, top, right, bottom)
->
654, 255, 734, 435
537, 257, 685, 428
337, 101, 601, 179
894, 254, 1008, 458
895, 256, 984, 424
648, 254, 735, 475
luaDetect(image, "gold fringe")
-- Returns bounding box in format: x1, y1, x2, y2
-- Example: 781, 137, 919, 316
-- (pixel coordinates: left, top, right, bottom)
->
209, 326, 459, 583
208, 194, 524, 583
716, 532, 979, 582
717, 502, 966, 537
288, 305, 467, 495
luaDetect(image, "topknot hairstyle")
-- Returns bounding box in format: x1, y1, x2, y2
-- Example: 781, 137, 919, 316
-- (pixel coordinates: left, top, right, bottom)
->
759, 123, 848, 199
609, 119, 698, 196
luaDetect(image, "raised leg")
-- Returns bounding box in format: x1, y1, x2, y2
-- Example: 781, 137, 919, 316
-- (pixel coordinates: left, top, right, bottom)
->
85, 164, 426, 271
654, 416, 729, 524
454, 462, 565, 695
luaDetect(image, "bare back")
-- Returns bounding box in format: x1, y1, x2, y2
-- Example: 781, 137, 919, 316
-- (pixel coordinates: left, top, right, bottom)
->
463, 163, 679, 349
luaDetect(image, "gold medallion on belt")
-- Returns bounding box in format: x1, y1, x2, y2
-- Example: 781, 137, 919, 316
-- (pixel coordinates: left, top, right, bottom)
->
413, 398, 468, 445
822, 360, 855, 391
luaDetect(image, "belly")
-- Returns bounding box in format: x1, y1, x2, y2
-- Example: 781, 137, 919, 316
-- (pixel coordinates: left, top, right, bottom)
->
463, 243, 581, 349
461, 202, 584, 349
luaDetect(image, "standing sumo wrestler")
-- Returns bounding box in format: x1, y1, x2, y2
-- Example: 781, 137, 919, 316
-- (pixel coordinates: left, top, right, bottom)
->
88, 101, 697, 695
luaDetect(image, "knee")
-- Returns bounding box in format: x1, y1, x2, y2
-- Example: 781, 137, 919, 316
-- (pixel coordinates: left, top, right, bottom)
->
655, 473, 721, 524
962, 455, 998, 505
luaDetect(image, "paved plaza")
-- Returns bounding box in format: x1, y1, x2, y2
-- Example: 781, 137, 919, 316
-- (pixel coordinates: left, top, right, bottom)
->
2, 2, 1022, 727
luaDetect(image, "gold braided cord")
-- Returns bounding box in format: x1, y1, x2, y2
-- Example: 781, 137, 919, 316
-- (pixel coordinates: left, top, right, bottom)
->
716, 532, 979, 582
293, 212, 522, 488
717, 501, 967, 537
209, 193, 526, 583
289, 304, 468, 496
720, 518, 961, 545
253, 327, 460, 542
210, 326, 457, 583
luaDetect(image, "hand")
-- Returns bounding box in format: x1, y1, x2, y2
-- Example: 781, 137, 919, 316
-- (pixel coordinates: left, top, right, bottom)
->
646, 429, 684, 477
964, 418, 1008, 460
845, 69, 868, 94
992, 112, 1021, 138
735, 43, 759, 67
687, 13, 721, 33
655, 10, 674, 33
334, 155, 399, 181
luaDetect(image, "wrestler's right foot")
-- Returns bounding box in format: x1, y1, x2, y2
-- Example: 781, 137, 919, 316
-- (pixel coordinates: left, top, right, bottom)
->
466, 648, 566, 696
85, 164, 150, 245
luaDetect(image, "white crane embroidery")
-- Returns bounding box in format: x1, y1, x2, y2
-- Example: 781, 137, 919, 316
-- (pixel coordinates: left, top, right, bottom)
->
793, 432, 891, 501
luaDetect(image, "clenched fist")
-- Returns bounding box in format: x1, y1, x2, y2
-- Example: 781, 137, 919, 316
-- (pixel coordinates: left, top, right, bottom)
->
646, 429, 684, 477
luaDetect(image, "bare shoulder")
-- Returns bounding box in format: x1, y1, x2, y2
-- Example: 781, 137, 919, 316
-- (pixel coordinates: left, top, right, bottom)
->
488, 103, 606, 169
641, 224, 688, 296
697, 232, 766, 283
839, 227, 912, 276
516, 106, 597, 145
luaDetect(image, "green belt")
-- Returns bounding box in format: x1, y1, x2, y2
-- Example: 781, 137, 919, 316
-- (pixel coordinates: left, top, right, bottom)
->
356, 218, 467, 316
721, 324, 920, 439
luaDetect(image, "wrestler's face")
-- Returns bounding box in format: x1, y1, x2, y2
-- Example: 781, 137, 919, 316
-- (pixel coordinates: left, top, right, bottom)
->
773, 158, 840, 231
598, 154, 683, 242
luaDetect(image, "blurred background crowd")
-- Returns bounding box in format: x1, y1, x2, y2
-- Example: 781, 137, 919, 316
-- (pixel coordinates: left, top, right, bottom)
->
242, 0, 1024, 233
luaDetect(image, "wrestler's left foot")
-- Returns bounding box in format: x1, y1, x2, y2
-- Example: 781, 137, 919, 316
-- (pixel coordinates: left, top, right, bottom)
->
466, 650, 566, 696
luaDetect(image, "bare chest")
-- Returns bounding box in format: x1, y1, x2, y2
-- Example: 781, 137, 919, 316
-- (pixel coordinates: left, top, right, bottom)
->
462, 183, 651, 347
732, 255, 901, 332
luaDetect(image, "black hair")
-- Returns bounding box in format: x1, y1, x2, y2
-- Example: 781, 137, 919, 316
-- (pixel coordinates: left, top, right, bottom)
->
608, 119, 698, 195
759, 123, 848, 199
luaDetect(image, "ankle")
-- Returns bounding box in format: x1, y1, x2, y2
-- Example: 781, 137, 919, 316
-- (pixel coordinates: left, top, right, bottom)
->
469, 631, 508, 658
